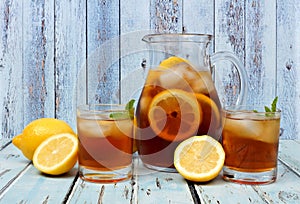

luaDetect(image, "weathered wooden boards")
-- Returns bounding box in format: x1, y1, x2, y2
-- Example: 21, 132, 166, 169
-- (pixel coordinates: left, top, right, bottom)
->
0, 140, 300, 203
0, 0, 299, 148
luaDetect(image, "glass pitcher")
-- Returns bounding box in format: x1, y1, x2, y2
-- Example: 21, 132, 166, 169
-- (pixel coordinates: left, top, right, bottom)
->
135, 33, 247, 172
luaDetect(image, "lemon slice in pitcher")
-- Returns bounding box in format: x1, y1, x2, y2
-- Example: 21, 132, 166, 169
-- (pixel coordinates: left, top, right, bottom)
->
159, 56, 188, 69
148, 89, 202, 141
196, 93, 221, 134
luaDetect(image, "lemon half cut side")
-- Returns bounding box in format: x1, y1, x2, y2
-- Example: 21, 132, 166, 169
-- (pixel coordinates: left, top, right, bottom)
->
33, 133, 78, 175
174, 135, 225, 182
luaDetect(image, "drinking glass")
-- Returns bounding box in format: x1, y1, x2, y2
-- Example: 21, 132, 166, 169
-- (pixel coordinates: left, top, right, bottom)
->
77, 104, 134, 183
222, 105, 281, 184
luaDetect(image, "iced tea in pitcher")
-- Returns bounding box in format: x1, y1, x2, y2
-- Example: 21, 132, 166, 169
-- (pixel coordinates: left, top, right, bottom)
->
136, 58, 222, 171
136, 33, 247, 172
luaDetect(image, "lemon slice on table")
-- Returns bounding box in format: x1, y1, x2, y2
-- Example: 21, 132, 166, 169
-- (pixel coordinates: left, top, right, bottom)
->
159, 56, 188, 69
174, 135, 225, 182
33, 133, 78, 175
148, 89, 202, 142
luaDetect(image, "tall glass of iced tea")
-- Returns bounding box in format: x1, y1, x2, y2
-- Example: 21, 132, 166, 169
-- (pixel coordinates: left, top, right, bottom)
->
222, 105, 281, 184
77, 104, 133, 183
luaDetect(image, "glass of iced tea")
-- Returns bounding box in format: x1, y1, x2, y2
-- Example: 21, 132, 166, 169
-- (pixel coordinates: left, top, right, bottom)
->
222, 105, 281, 184
76, 104, 134, 183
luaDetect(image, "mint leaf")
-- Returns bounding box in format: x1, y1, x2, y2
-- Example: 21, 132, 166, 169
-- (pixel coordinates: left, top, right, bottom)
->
253, 97, 278, 116
264, 106, 272, 112
264, 96, 278, 116
271, 96, 278, 112
109, 112, 130, 120
126, 99, 135, 120
126, 99, 135, 111
109, 99, 135, 120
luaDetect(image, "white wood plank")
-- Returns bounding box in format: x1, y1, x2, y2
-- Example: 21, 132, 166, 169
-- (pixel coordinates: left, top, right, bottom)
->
68, 154, 137, 203
245, 0, 277, 105
252, 162, 300, 203
69, 155, 194, 203
276, 0, 300, 139
0, 144, 30, 193
0, 165, 77, 203
214, 0, 246, 106
0, 144, 77, 203
54, 0, 86, 130
278, 140, 300, 175
183, 0, 214, 34
68, 177, 134, 203
22, 1, 55, 121
87, 0, 120, 104
150, 0, 183, 33
133, 157, 194, 204
0, 0, 23, 143
120, 0, 150, 104
120, 31, 150, 104
195, 175, 264, 203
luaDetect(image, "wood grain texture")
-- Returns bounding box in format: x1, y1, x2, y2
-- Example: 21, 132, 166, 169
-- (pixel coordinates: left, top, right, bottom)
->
54, 0, 86, 129
182, 0, 214, 34
245, 0, 276, 105
23, 1, 55, 123
0, 1, 23, 145
0, 0, 299, 140
0, 144, 78, 203
87, 0, 120, 104
214, 0, 246, 106
1, 141, 300, 203
151, 0, 182, 33
133, 158, 195, 203
276, 0, 300, 139
120, 1, 150, 104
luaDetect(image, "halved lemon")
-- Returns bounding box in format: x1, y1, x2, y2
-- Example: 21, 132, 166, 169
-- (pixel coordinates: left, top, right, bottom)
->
33, 133, 78, 175
174, 135, 225, 182
148, 89, 202, 141
159, 56, 188, 69
195, 93, 221, 135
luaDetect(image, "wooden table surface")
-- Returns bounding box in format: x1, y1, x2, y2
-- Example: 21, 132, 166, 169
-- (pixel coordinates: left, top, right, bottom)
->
1, 140, 300, 204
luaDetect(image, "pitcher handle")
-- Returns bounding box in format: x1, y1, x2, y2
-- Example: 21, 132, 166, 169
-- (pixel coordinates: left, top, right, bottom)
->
210, 51, 248, 105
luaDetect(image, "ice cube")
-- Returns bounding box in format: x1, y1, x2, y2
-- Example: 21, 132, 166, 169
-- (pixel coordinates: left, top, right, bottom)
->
114, 120, 133, 138
97, 120, 114, 136
191, 71, 215, 94
224, 118, 279, 144
159, 63, 192, 91
78, 118, 106, 138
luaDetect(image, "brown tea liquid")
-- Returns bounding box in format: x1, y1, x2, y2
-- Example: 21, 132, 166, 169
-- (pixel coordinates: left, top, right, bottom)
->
136, 67, 222, 169
77, 118, 133, 171
222, 117, 280, 172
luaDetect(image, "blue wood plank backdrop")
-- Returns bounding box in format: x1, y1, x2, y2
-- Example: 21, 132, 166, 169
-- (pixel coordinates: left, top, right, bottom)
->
0, 0, 299, 146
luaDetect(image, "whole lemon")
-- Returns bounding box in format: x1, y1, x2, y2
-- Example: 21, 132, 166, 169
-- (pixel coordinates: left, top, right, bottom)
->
12, 118, 75, 160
